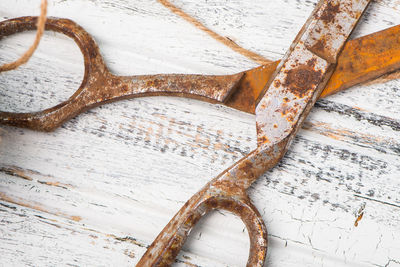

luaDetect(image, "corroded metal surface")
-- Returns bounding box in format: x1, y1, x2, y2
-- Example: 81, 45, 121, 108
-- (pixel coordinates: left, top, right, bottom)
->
305, 0, 370, 63
137, 1, 371, 266
0, 17, 243, 131
225, 23, 400, 113
321, 24, 400, 97
225, 62, 279, 113
1, 15, 400, 129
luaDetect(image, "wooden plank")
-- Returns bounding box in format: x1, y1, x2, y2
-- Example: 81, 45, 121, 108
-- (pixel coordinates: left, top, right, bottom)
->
0, 0, 399, 266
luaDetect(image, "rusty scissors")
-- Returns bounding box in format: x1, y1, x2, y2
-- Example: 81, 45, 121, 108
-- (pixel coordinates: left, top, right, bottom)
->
1, 0, 400, 265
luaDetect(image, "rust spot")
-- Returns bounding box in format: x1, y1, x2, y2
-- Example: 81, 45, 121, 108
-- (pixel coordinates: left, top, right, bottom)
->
146, 79, 160, 88
319, 2, 340, 23
226, 62, 279, 114
278, 103, 298, 122
111, 78, 121, 86
310, 39, 326, 56
239, 160, 254, 176
280, 103, 289, 116
307, 58, 317, 68
354, 212, 364, 227
225, 80, 255, 113
213, 180, 246, 196
286, 113, 296, 123
71, 216, 82, 222
283, 63, 323, 98
258, 136, 270, 144
347, 61, 354, 72
121, 84, 129, 93
88, 40, 99, 59
256, 122, 264, 134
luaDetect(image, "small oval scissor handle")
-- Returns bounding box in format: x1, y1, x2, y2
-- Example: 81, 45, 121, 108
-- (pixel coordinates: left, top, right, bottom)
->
0, 17, 243, 131
136, 151, 268, 267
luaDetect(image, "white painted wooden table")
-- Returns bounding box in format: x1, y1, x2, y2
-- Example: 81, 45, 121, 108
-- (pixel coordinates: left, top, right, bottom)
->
1, 1, 400, 266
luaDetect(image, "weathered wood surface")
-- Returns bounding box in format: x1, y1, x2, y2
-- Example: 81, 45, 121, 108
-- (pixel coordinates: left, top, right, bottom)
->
0, 0, 399, 266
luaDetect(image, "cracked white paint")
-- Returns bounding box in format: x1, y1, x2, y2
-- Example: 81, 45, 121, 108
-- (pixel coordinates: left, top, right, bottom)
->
0, 0, 400, 266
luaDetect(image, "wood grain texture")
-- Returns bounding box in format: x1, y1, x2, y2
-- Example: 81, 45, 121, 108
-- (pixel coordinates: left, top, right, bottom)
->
0, 0, 399, 266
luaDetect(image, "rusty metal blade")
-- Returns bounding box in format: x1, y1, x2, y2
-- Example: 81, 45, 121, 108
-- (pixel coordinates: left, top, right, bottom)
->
321, 24, 400, 97
225, 24, 400, 114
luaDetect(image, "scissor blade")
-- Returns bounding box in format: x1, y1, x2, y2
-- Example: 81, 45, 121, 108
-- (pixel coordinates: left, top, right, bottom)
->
226, 23, 400, 114
255, 0, 371, 145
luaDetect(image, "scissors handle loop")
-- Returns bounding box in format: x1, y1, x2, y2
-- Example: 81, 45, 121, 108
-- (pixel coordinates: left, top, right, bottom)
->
0, 17, 243, 131
137, 157, 268, 267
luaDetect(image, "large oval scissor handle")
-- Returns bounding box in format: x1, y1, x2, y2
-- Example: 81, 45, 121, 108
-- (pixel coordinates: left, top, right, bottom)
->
136, 150, 269, 267
0, 17, 243, 131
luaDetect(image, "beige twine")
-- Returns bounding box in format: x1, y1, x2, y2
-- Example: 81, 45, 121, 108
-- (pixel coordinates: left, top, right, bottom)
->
0, 0, 48, 72
158, 0, 271, 65
0, 0, 266, 71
